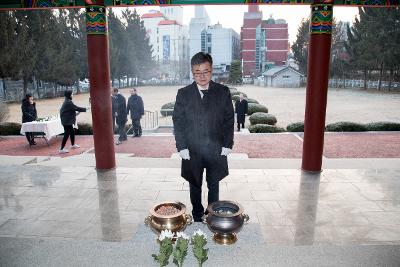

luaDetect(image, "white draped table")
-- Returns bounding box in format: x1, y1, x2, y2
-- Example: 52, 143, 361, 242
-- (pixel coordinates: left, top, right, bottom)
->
20, 119, 65, 143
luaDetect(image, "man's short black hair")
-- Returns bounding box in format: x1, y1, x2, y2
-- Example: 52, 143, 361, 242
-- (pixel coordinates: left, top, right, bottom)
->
113, 88, 118, 93
191, 52, 213, 67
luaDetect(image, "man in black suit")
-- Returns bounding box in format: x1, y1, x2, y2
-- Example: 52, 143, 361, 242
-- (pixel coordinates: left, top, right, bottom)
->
235, 93, 248, 131
111, 88, 127, 145
173, 52, 234, 222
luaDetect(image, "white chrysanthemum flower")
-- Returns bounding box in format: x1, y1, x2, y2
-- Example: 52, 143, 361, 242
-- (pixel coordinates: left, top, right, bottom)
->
193, 229, 207, 240
158, 232, 166, 241
159, 229, 174, 241
176, 232, 189, 240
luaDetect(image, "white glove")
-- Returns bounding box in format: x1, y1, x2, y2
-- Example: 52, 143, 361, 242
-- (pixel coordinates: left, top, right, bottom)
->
221, 147, 231, 156
179, 149, 190, 160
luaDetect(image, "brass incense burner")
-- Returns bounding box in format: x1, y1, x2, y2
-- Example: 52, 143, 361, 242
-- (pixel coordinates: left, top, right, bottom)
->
203, 200, 249, 245
144, 202, 192, 235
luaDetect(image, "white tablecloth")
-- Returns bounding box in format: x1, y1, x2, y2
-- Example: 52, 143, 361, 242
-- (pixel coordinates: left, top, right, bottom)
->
20, 119, 65, 141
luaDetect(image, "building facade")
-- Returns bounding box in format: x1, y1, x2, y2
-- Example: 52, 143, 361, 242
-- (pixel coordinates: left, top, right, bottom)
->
241, 5, 289, 77
189, 7, 240, 81
141, 7, 189, 80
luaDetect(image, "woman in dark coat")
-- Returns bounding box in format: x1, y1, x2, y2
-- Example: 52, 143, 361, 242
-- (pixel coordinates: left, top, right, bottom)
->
235, 93, 248, 131
59, 90, 86, 154
21, 93, 38, 145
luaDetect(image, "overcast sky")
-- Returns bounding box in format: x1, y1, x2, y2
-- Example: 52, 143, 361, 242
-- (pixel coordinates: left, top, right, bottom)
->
113, 5, 359, 45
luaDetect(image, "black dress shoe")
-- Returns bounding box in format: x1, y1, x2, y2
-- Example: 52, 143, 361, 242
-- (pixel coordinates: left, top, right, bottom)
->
30, 141, 37, 145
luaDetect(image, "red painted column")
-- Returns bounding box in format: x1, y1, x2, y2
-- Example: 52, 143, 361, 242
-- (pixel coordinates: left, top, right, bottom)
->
302, 2, 333, 172
85, 2, 115, 170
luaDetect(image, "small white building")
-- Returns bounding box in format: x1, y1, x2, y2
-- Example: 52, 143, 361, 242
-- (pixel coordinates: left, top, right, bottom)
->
263, 66, 304, 88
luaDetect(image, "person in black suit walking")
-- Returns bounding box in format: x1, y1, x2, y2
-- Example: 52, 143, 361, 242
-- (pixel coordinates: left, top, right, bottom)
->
172, 52, 234, 222
235, 93, 248, 131
59, 90, 86, 154
111, 88, 128, 144
126, 88, 144, 137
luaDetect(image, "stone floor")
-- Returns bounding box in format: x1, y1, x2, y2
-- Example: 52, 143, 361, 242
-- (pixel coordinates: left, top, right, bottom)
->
1, 163, 400, 247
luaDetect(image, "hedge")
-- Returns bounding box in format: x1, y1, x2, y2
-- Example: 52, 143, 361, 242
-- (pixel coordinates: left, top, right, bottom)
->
248, 124, 286, 133
286, 122, 304, 132
249, 112, 277, 125
325, 121, 368, 132
247, 103, 268, 115
0, 122, 21, 135
229, 88, 238, 96
247, 98, 259, 104
75, 123, 93, 135
365, 122, 400, 131
160, 102, 175, 117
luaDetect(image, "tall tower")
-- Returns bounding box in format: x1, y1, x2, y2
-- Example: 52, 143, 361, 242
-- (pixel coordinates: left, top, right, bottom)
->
189, 6, 210, 60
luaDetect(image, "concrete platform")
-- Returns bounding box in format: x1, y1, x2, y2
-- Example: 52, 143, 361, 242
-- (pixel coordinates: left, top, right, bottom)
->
1, 225, 400, 266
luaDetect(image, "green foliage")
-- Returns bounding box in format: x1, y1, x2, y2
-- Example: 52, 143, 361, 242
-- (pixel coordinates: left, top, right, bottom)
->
152, 238, 173, 267
75, 123, 93, 135
173, 237, 189, 267
230, 90, 240, 96
0, 8, 153, 99
231, 95, 240, 102
286, 122, 304, 132
291, 19, 309, 74
247, 98, 259, 104
346, 8, 400, 90
247, 103, 268, 115
231, 92, 248, 102
249, 112, 277, 125
248, 124, 286, 133
160, 102, 175, 117
365, 122, 400, 131
227, 60, 242, 84
229, 88, 238, 96
325, 121, 367, 132
192, 234, 208, 267
0, 122, 21, 135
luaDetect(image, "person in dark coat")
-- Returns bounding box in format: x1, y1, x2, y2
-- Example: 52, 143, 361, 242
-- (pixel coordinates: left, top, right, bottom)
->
126, 88, 144, 137
235, 93, 248, 131
59, 90, 86, 154
111, 88, 127, 144
172, 52, 234, 222
21, 93, 38, 145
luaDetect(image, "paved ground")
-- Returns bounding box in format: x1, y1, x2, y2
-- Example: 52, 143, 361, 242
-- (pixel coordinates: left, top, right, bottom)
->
6, 85, 400, 128
1, 132, 400, 158
0, 161, 400, 266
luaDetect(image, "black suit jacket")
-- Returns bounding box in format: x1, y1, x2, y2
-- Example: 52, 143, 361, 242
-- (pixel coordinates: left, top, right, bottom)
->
172, 81, 234, 185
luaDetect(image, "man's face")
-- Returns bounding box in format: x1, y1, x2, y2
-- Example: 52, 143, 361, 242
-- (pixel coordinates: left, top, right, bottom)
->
130, 89, 136, 95
112, 90, 118, 96
192, 62, 212, 87
239, 94, 244, 100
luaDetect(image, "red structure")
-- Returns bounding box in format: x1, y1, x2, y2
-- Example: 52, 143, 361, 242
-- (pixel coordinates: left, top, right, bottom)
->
302, 2, 333, 172
241, 5, 289, 76
86, 2, 116, 170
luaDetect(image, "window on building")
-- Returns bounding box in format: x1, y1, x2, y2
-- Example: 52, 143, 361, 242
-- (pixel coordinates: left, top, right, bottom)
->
157, 28, 159, 34
207, 34, 212, 43
283, 75, 290, 78
201, 31, 206, 52
157, 37, 159, 43
208, 47, 211, 54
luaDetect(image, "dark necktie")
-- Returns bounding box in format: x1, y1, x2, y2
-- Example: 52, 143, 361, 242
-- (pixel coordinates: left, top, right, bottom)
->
201, 90, 208, 97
